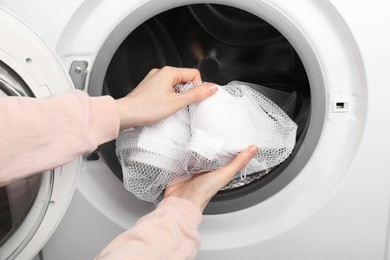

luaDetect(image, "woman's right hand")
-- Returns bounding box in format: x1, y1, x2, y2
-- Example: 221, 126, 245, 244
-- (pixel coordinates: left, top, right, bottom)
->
164, 145, 259, 212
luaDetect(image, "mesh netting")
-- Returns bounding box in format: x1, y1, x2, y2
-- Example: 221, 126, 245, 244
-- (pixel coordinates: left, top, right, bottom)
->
116, 81, 297, 203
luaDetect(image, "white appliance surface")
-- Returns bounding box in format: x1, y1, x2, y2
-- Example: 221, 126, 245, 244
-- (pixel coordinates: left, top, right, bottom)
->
0, 0, 389, 259
0, 6, 78, 259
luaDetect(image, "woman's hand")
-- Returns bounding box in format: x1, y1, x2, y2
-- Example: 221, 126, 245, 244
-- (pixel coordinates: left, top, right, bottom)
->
164, 145, 259, 212
115, 66, 218, 130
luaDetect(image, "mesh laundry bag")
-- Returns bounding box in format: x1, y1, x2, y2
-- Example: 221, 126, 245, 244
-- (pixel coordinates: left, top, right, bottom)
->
116, 81, 297, 203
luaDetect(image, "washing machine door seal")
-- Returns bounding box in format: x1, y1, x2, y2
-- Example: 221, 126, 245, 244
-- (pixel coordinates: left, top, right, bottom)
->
0, 7, 78, 260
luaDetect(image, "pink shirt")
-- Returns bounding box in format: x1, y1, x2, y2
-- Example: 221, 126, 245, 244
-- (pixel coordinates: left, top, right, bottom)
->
0, 90, 202, 259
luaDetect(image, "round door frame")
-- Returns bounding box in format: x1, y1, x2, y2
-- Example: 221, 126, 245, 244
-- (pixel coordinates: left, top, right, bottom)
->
0, 7, 78, 260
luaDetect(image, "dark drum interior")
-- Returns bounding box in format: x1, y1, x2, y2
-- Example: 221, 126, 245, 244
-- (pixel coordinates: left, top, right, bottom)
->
99, 4, 311, 213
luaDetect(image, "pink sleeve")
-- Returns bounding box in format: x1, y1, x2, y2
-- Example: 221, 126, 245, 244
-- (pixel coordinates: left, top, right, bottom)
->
0, 90, 119, 185
0, 90, 203, 259
96, 196, 203, 260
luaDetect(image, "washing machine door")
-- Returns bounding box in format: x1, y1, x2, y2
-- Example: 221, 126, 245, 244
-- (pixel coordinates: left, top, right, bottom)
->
0, 7, 78, 260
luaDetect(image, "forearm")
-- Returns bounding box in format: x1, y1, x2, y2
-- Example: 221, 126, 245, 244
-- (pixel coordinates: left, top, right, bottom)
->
0, 90, 119, 185
96, 197, 202, 260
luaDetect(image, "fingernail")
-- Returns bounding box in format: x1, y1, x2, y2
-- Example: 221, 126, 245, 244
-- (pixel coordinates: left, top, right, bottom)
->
244, 145, 259, 156
207, 84, 218, 95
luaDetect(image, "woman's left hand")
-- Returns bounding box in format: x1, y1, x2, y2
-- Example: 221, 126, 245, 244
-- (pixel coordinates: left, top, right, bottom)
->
115, 66, 218, 130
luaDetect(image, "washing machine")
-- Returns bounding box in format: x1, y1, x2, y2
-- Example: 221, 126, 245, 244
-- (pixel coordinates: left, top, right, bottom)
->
0, 0, 389, 259
0, 6, 82, 260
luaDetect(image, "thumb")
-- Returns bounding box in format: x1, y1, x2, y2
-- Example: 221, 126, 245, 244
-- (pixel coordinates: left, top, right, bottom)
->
203, 145, 259, 194
177, 83, 218, 107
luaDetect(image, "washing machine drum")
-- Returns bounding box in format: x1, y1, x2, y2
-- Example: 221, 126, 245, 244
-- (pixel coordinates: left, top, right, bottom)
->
116, 81, 298, 203
0, 7, 77, 260
101, 4, 311, 213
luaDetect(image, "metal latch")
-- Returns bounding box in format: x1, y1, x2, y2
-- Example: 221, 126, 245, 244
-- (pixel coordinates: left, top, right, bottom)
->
69, 60, 88, 90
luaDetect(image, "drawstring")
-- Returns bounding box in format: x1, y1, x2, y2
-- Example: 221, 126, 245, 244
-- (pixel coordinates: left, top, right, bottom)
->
240, 167, 247, 180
